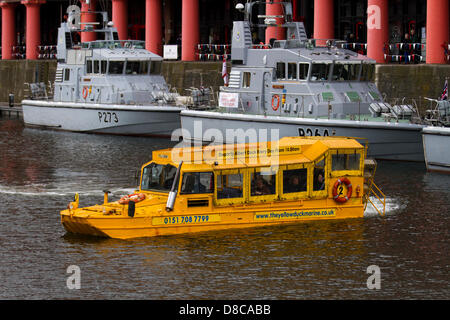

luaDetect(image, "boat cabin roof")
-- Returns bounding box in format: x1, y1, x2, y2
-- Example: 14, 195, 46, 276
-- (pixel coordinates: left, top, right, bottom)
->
149, 137, 365, 171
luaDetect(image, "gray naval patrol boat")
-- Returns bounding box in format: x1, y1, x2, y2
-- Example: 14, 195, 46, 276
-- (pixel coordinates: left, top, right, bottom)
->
22, 6, 184, 136
180, 0, 425, 161
422, 97, 450, 173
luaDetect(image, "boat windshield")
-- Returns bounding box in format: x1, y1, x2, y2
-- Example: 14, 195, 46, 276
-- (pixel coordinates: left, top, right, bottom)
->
310, 63, 331, 81
331, 63, 361, 81
360, 63, 375, 81
141, 162, 178, 192
125, 60, 150, 75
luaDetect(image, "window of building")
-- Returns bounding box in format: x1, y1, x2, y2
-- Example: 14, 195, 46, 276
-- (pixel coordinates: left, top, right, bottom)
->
310, 63, 330, 81
332, 153, 361, 171
276, 62, 286, 80
243, 72, 251, 88
287, 63, 297, 80
299, 63, 310, 80
180, 172, 214, 194
283, 168, 307, 194
216, 172, 243, 200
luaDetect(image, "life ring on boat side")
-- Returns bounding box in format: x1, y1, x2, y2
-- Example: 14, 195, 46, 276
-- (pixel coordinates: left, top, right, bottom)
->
272, 94, 280, 111
332, 177, 352, 203
82, 86, 88, 99
118, 193, 146, 205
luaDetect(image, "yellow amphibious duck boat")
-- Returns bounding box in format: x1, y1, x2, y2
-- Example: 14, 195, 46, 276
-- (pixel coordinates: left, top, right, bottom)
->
60, 137, 385, 239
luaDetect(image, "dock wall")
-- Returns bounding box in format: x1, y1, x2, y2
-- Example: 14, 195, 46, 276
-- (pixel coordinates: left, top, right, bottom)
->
0, 60, 449, 114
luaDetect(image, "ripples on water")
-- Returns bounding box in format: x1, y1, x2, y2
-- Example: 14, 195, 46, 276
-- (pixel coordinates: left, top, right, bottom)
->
0, 119, 448, 300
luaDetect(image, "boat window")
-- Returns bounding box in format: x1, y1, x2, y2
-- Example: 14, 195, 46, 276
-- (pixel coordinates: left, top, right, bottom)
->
310, 63, 330, 81
361, 63, 375, 81
109, 61, 124, 74
313, 158, 326, 191
93, 60, 100, 74
126, 61, 141, 75
243, 72, 251, 88
64, 69, 70, 81
101, 60, 107, 74
180, 172, 214, 194
140, 162, 178, 192
283, 168, 307, 193
276, 62, 286, 80
150, 61, 162, 75
332, 63, 360, 81
216, 172, 243, 199
287, 63, 297, 80
86, 60, 93, 74
140, 61, 149, 74
299, 63, 309, 80
332, 153, 361, 171
250, 170, 276, 196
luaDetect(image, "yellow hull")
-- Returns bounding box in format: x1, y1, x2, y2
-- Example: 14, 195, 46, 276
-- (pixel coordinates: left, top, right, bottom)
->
60, 203, 364, 239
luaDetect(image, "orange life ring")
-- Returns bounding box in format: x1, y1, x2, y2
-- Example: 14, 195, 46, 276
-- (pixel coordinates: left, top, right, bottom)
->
82, 86, 88, 99
272, 95, 280, 111
332, 177, 352, 203
118, 193, 146, 205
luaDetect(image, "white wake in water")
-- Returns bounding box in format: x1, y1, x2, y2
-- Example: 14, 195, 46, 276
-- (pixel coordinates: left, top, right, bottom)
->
0, 184, 136, 198
364, 196, 405, 217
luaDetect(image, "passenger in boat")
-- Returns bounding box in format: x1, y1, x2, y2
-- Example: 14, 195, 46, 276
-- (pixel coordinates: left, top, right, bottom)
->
313, 171, 325, 191
286, 175, 305, 193
252, 176, 271, 196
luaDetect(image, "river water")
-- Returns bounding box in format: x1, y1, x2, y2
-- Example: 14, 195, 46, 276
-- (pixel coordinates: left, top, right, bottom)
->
0, 118, 448, 300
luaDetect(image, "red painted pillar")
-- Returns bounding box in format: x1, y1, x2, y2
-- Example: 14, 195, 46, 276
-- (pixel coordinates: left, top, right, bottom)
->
112, 0, 128, 40
21, 0, 46, 60
426, 0, 449, 64
146, 0, 162, 55
266, 0, 285, 43
314, 0, 334, 41
366, 0, 389, 63
0, 1, 16, 60
182, 0, 199, 61
80, 0, 97, 43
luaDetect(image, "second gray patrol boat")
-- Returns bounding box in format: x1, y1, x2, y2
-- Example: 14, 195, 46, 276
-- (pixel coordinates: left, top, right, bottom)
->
180, 0, 425, 161
22, 5, 186, 137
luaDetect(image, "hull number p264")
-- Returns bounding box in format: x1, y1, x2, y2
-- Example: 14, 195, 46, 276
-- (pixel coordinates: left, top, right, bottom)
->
298, 127, 333, 137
